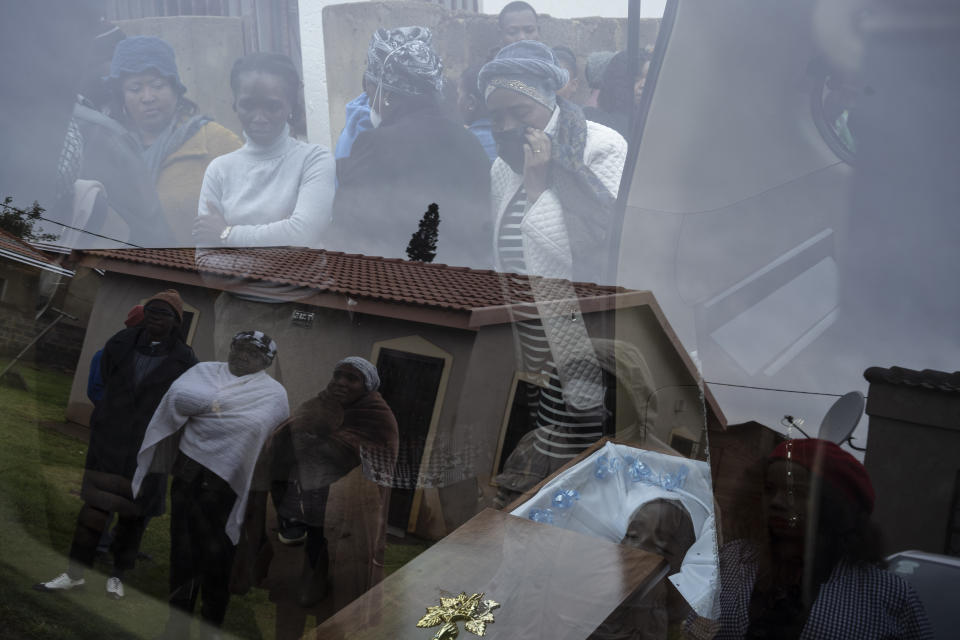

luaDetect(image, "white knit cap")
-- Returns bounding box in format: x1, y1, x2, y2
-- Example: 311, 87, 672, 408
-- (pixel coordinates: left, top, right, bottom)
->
336, 356, 380, 391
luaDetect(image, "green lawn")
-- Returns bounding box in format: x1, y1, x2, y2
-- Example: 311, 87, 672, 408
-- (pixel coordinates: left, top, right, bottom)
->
0, 360, 429, 639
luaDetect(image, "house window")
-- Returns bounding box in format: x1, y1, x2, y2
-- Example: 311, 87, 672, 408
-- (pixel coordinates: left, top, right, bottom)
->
670, 432, 696, 457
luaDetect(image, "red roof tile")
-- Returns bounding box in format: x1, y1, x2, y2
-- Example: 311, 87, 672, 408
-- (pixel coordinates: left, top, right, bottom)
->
0, 229, 73, 275
80, 247, 626, 313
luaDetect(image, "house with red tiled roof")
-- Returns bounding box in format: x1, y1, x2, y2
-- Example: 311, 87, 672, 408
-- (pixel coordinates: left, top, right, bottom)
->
68, 246, 723, 539
0, 230, 99, 368
0, 229, 73, 308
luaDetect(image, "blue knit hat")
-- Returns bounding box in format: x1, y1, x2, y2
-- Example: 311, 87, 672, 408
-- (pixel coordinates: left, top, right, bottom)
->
107, 36, 186, 94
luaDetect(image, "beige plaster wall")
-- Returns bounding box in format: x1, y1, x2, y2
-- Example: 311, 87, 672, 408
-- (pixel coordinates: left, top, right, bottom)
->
67, 271, 704, 539
613, 305, 708, 450
66, 270, 488, 427
116, 17, 246, 136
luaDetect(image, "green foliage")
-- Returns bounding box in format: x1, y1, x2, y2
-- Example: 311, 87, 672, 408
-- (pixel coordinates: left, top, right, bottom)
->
406, 203, 440, 263
1, 197, 58, 243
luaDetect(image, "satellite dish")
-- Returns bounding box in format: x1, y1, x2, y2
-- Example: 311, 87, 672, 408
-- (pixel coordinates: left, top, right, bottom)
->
818, 391, 865, 444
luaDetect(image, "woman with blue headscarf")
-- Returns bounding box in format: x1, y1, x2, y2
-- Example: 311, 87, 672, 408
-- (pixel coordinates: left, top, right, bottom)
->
480, 41, 628, 505
106, 36, 241, 244
328, 27, 492, 269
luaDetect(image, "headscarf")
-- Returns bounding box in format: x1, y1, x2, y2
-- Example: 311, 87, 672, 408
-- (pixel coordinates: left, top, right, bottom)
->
769, 438, 875, 513
231, 330, 278, 364
480, 40, 618, 273
336, 356, 381, 391
584, 51, 616, 89
478, 40, 569, 110
364, 26, 443, 97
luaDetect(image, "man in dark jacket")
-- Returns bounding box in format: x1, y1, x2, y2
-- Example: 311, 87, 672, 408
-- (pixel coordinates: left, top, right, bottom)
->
36, 289, 197, 599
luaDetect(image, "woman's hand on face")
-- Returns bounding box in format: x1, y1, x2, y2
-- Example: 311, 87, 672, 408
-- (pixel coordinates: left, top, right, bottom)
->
522, 127, 551, 203
192, 201, 228, 245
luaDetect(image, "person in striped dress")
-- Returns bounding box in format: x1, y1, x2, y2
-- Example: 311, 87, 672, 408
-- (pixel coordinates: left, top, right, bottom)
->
478, 41, 628, 505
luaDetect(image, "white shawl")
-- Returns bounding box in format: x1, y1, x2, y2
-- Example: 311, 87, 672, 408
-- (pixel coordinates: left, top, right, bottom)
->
132, 362, 290, 544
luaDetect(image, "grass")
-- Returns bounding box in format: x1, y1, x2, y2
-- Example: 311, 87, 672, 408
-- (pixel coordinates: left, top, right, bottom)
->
0, 359, 430, 639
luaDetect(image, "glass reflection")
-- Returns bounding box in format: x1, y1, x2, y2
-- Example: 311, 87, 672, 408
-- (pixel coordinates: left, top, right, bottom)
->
1, 1, 956, 638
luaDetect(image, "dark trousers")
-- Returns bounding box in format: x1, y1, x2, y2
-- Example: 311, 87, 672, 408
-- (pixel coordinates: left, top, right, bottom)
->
68, 504, 146, 575
169, 462, 237, 628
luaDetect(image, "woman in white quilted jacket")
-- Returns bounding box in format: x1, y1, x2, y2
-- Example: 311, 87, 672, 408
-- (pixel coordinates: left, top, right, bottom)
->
478, 41, 629, 504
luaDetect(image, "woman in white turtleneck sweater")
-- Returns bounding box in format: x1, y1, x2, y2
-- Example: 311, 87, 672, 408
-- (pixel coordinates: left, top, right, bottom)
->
193, 53, 334, 248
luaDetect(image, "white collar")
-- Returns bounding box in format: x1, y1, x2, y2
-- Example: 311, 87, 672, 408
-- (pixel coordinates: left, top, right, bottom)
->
544, 105, 560, 136
243, 123, 292, 158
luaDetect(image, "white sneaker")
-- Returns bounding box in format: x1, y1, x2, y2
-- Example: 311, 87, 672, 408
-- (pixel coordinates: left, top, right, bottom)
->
35, 573, 85, 592
106, 576, 124, 599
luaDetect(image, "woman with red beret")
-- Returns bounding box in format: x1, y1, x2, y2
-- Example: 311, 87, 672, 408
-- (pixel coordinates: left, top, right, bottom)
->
695, 438, 932, 639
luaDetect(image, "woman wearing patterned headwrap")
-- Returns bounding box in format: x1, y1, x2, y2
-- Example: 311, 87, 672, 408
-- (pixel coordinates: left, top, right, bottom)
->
328, 26, 493, 269
480, 41, 628, 505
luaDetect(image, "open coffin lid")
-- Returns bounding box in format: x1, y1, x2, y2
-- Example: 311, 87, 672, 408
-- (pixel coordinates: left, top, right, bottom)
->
510, 440, 719, 618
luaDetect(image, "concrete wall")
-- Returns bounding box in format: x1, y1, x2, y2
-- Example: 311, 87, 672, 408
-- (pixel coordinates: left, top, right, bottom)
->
50, 267, 100, 328
313, 1, 658, 147
299, 0, 343, 149
614, 305, 709, 448
116, 17, 246, 136
864, 383, 960, 555
480, 0, 667, 19
67, 269, 490, 430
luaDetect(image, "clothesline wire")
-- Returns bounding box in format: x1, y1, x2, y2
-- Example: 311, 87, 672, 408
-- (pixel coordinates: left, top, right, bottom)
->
36, 214, 142, 249
704, 380, 863, 399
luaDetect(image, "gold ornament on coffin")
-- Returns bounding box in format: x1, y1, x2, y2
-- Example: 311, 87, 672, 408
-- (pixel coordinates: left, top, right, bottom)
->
416, 592, 500, 639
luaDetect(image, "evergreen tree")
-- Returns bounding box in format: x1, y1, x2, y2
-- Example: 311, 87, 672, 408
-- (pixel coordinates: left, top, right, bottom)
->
406, 203, 440, 263
0, 197, 57, 242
